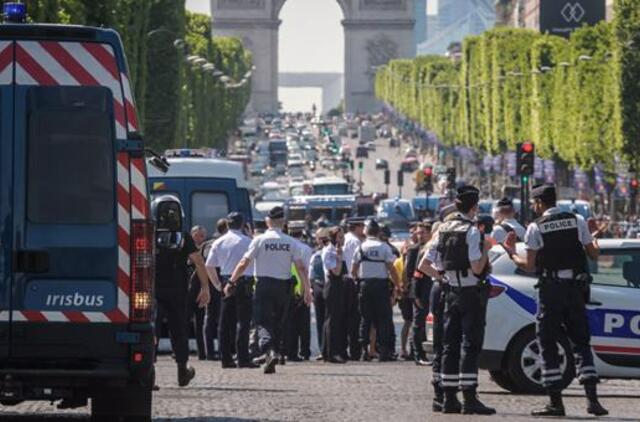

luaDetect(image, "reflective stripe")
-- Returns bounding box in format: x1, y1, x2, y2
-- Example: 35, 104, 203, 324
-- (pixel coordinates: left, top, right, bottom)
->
542, 375, 563, 382
542, 368, 561, 375
441, 374, 459, 380
459, 373, 478, 379
441, 380, 459, 387
459, 380, 478, 386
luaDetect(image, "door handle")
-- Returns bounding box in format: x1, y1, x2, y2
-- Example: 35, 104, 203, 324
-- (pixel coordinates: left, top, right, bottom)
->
587, 300, 603, 306
13, 250, 50, 273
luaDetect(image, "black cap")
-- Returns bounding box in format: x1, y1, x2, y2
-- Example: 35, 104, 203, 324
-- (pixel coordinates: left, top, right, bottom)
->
380, 224, 392, 239
531, 184, 556, 202
364, 218, 380, 230
268, 206, 285, 219
227, 211, 244, 226
456, 185, 480, 201
497, 197, 513, 208
346, 216, 365, 226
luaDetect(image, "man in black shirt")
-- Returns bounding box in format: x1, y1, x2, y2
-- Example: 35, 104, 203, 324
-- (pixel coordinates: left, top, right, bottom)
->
153, 195, 210, 387
407, 222, 432, 365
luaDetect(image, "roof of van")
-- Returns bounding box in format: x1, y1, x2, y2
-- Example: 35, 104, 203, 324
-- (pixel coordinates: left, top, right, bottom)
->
147, 158, 249, 189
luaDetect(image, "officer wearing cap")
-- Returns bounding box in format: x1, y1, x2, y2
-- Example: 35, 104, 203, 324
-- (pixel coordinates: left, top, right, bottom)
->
229, 206, 312, 374
205, 212, 258, 369
419, 185, 495, 414
321, 226, 348, 364
309, 228, 329, 358
342, 217, 365, 360
503, 184, 607, 417
351, 219, 401, 362
491, 197, 525, 243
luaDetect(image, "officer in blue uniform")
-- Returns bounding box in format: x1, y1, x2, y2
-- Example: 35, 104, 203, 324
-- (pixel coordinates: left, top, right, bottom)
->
309, 229, 329, 358
152, 195, 210, 387
351, 219, 401, 362
205, 212, 258, 369
504, 184, 607, 417
229, 206, 312, 374
423, 186, 495, 415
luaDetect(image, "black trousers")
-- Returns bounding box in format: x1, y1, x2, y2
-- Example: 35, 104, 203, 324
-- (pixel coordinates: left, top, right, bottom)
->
204, 288, 221, 358
359, 278, 394, 358
441, 285, 489, 391
412, 279, 433, 361
312, 281, 326, 352
287, 298, 311, 359
186, 277, 206, 359
344, 278, 362, 360
253, 277, 291, 355
219, 277, 253, 364
323, 277, 347, 359
155, 288, 189, 364
430, 282, 446, 387
537, 280, 598, 390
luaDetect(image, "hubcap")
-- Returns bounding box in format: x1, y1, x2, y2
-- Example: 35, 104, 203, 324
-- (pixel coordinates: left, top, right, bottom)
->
520, 339, 567, 386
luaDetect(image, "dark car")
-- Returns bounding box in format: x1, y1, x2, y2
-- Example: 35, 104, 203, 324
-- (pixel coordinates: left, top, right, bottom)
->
375, 158, 389, 170
356, 146, 369, 159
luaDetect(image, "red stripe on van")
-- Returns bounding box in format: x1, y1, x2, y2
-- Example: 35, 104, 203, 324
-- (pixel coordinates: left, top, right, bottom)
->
105, 309, 127, 323
62, 311, 90, 323
82, 42, 119, 81
21, 311, 47, 322
40, 41, 99, 86
15, 43, 56, 85
0, 44, 13, 73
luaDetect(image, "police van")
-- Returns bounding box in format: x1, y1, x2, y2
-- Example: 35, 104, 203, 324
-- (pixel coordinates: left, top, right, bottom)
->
0, 4, 154, 421
147, 157, 253, 235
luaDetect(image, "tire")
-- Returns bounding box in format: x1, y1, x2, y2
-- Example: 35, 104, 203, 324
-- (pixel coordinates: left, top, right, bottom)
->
489, 370, 518, 393
92, 384, 152, 422
505, 328, 574, 394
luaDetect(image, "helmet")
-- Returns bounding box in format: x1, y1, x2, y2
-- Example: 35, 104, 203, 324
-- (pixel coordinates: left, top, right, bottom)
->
151, 194, 184, 232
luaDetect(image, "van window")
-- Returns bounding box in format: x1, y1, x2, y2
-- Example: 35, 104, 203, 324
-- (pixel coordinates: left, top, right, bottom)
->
589, 250, 640, 288
27, 87, 114, 224
192, 192, 229, 233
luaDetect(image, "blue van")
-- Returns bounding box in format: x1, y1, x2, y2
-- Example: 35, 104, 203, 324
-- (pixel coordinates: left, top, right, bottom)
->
0, 5, 154, 421
147, 158, 253, 235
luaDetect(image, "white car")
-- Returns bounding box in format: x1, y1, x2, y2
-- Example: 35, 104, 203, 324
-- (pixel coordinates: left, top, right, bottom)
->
426, 239, 640, 394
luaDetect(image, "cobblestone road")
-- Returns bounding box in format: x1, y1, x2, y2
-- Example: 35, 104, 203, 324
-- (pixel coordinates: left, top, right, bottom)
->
2, 356, 640, 422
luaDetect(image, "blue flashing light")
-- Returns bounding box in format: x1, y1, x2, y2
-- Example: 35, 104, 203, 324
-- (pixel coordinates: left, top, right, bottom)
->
3, 2, 26, 23
179, 149, 191, 157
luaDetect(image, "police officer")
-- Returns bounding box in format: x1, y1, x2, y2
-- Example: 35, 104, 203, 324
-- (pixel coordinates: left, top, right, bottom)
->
228, 206, 312, 374
309, 229, 329, 359
152, 195, 210, 387
186, 225, 208, 360
321, 226, 348, 364
286, 224, 313, 361
351, 219, 401, 362
503, 184, 607, 417
342, 217, 365, 360
491, 197, 526, 243
422, 186, 495, 414
205, 212, 258, 369
408, 222, 432, 366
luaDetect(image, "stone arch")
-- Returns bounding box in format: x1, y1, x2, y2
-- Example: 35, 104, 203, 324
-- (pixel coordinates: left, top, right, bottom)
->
211, 0, 415, 113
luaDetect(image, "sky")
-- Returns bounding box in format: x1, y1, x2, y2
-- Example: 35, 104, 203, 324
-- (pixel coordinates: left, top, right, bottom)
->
186, 0, 344, 112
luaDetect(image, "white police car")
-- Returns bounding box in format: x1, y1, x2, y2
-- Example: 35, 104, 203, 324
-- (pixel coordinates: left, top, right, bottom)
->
426, 239, 640, 393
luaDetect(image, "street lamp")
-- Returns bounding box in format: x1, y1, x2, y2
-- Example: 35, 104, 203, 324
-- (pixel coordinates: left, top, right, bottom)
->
219, 75, 232, 84
558, 61, 571, 67
202, 63, 215, 71
578, 55, 593, 62
212, 70, 224, 78
540, 66, 552, 73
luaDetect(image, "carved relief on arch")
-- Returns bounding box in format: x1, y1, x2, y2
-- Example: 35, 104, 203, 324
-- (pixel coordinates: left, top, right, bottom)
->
366, 33, 398, 82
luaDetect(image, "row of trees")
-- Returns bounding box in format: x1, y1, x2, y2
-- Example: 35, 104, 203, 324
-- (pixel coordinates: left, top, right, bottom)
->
25, 0, 252, 151
375, 2, 639, 171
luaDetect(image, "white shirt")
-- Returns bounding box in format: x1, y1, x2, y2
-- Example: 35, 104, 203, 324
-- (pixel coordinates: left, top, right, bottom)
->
425, 213, 483, 287
491, 218, 526, 243
296, 239, 314, 275
206, 229, 252, 277
243, 229, 303, 280
343, 232, 362, 271
321, 244, 343, 284
525, 207, 592, 278
352, 237, 395, 279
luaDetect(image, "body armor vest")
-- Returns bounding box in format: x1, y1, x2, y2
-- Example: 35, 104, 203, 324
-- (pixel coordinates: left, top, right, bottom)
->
437, 217, 473, 272
535, 212, 587, 275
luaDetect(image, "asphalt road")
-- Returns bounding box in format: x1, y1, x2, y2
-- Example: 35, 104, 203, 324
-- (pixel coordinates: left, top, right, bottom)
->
3, 355, 640, 421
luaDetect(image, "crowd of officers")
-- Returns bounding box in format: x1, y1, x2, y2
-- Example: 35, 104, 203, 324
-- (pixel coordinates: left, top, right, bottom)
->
152, 181, 610, 417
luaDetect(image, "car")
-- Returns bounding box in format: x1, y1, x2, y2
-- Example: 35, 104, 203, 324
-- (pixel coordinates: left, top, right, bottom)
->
375, 158, 389, 170
426, 240, 640, 394
356, 146, 369, 159
366, 141, 376, 151
389, 138, 399, 148
0, 9, 154, 421
400, 157, 419, 172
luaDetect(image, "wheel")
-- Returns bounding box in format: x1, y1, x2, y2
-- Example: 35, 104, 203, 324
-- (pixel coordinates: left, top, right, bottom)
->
505, 328, 574, 394
92, 384, 152, 422
489, 370, 517, 393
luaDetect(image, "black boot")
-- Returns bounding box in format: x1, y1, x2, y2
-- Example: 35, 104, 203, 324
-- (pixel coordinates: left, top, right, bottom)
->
531, 391, 565, 417
462, 389, 496, 415
442, 388, 462, 414
177, 362, 195, 387
432, 384, 444, 412
263, 350, 277, 374
585, 382, 608, 416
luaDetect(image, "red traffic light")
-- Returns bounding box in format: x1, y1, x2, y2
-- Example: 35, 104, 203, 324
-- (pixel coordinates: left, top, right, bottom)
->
521, 142, 534, 153
423, 167, 433, 177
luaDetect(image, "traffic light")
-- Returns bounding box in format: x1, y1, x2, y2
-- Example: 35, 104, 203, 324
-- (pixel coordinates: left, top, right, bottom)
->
446, 167, 456, 189
517, 142, 535, 177
384, 169, 390, 185
423, 167, 433, 191
631, 178, 639, 197
358, 161, 364, 173
397, 170, 404, 187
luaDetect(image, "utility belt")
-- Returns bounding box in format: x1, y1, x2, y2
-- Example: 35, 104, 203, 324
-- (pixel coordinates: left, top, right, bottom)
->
443, 269, 486, 287
442, 279, 489, 293
536, 272, 593, 302
358, 277, 389, 284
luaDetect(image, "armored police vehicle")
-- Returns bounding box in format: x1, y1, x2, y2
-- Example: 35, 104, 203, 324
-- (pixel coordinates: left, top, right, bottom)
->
0, 4, 155, 421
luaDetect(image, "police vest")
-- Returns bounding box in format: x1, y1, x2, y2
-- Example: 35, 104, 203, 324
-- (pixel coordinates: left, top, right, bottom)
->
310, 253, 325, 283
437, 217, 473, 272
535, 212, 587, 274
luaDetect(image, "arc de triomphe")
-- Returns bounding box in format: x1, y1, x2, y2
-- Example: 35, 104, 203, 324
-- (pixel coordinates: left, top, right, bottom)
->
211, 0, 415, 113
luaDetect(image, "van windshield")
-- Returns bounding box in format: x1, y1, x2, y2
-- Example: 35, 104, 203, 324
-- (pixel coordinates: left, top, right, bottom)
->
27, 86, 115, 224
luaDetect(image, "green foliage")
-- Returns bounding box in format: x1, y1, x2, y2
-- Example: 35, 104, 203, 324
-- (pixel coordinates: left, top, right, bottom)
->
22, 1, 252, 152
375, 23, 632, 171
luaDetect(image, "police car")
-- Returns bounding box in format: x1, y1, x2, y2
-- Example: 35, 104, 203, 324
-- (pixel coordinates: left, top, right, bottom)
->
426, 239, 640, 394
0, 5, 154, 420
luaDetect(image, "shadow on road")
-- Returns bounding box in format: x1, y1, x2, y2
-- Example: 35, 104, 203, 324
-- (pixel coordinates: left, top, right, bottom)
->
0, 415, 283, 422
